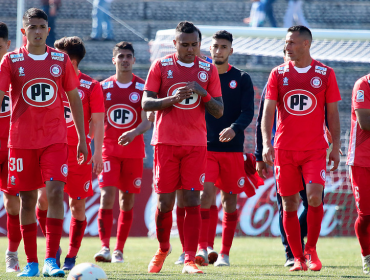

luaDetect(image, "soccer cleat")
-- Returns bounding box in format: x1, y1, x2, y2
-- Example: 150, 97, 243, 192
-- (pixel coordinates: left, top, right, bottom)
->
42, 258, 65, 277
195, 249, 209, 266
289, 257, 308, 272
148, 245, 172, 273
175, 252, 185, 265
362, 254, 370, 274
207, 246, 218, 264
17, 262, 39, 277
284, 258, 295, 267
182, 261, 203, 274
94, 247, 111, 262
304, 248, 322, 271
62, 257, 76, 271
112, 250, 124, 263
214, 253, 230, 267
55, 246, 62, 268
6, 250, 20, 272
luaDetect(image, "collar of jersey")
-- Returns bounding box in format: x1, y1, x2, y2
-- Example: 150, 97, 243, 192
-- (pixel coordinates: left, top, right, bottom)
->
291, 59, 315, 74
115, 74, 136, 88
27, 52, 48, 60
176, 59, 194, 68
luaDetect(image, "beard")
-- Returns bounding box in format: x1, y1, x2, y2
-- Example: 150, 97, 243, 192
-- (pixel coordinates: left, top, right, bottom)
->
214, 58, 228, 65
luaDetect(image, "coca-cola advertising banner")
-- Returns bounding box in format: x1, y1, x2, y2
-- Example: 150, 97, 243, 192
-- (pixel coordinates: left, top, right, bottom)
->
0, 169, 356, 237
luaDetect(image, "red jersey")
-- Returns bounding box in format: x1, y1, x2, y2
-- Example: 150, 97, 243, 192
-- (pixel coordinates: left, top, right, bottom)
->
101, 74, 145, 158
266, 59, 341, 151
144, 53, 222, 146
63, 71, 105, 146
347, 74, 370, 167
0, 90, 10, 151
0, 46, 79, 149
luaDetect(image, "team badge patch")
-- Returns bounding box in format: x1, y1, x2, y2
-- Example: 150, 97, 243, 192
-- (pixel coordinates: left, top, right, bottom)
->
310, 77, 322, 88
238, 177, 245, 188
84, 181, 90, 192
283, 77, 289, 86
167, 70, 173, 79
283, 89, 317, 116
22, 78, 58, 107
78, 89, 85, 100
107, 104, 138, 129
356, 90, 364, 102
61, 164, 68, 177
198, 71, 209, 82
320, 170, 326, 181
129, 92, 140, 103
229, 80, 237, 89
0, 94, 11, 118
50, 64, 62, 77
199, 173, 205, 185
18, 67, 25, 76
134, 178, 142, 188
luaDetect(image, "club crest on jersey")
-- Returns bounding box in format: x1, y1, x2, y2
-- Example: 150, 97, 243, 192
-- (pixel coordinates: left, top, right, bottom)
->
106, 92, 111, 100
22, 78, 58, 107
50, 64, 62, 77
129, 92, 140, 103
167, 70, 173, 78
167, 82, 201, 110
80, 79, 92, 89
198, 71, 208, 82
320, 170, 326, 181
51, 52, 64, 61
134, 178, 142, 188
283, 77, 289, 86
199, 173, 205, 185
78, 89, 85, 100
311, 77, 322, 88
63, 101, 74, 128
107, 104, 138, 129
18, 67, 25, 76
315, 66, 327, 75
61, 164, 68, 177
283, 89, 317, 116
102, 81, 113, 89
229, 80, 237, 89
0, 94, 11, 118
10, 53, 24, 63
135, 82, 144, 91
84, 181, 90, 192
10, 176, 16, 185
356, 90, 364, 102
238, 177, 245, 188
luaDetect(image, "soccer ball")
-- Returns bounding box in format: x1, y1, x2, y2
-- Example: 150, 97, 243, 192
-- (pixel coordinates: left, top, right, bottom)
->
67, 263, 108, 280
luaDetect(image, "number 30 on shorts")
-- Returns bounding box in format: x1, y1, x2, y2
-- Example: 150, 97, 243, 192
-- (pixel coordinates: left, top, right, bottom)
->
9, 157, 23, 172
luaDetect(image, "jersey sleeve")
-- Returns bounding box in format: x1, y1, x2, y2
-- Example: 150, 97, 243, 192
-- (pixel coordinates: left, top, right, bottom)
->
265, 69, 278, 100
0, 56, 12, 92
62, 57, 79, 92
207, 66, 222, 97
325, 70, 341, 103
90, 83, 105, 113
144, 60, 161, 93
353, 78, 370, 110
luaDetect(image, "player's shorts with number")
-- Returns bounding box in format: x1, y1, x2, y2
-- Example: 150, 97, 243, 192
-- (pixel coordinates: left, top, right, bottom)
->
274, 148, 326, 196
98, 154, 143, 193
8, 143, 68, 191
153, 144, 206, 194
64, 144, 93, 200
0, 150, 18, 196
205, 151, 246, 194
350, 165, 370, 215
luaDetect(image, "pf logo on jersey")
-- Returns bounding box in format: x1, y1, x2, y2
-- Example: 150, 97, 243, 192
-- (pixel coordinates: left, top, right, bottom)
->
283, 89, 317, 116
167, 82, 201, 110
63, 101, 74, 127
22, 78, 58, 107
0, 94, 11, 118
107, 104, 138, 129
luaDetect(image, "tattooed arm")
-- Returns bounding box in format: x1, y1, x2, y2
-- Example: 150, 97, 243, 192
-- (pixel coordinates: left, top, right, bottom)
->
142, 89, 192, 111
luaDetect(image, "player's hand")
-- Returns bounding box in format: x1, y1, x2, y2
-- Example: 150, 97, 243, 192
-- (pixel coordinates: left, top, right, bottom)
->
328, 147, 340, 171
262, 143, 275, 166
256, 161, 269, 179
186, 81, 207, 97
173, 87, 193, 103
118, 130, 138, 146
77, 141, 88, 165
219, 127, 236, 142
88, 153, 103, 175
147, 111, 155, 122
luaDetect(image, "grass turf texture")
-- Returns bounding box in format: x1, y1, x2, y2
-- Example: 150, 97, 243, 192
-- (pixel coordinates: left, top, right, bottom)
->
0, 237, 365, 279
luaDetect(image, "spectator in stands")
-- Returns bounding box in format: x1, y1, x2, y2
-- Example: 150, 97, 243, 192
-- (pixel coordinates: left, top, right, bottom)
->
284, 0, 310, 28
41, 0, 61, 47
244, 0, 277, 28
90, 0, 114, 41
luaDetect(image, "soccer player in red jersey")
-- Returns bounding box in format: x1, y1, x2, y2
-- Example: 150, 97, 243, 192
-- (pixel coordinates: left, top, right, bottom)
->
36, 36, 105, 271
142, 21, 224, 274
0, 22, 22, 273
93, 41, 151, 264
347, 74, 370, 274
262, 25, 341, 272
0, 8, 87, 277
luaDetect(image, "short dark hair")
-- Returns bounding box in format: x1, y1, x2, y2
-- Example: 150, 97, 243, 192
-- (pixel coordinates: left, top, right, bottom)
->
175, 21, 200, 41
287, 25, 312, 42
23, 8, 48, 24
0, 22, 9, 41
113, 41, 135, 57
54, 36, 86, 65
212, 30, 233, 44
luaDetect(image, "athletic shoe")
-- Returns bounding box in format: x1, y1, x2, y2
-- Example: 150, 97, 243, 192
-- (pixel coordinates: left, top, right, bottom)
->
214, 253, 230, 267
62, 257, 76, 271
5, 250, 20, 272
42, 258, 65, 277
175, 252, 185, 265
148, 245, 172, 273
195, 249, 209, 266
94, 247, 111, 262
182, 261, 203, 274
361, 254, 370, 274
304, 248, 322, 271
17, 262, 39, 277
56, 246, 62, 268
284, 258, 295, 267
289, 258, 308, 272
207, 246, 218, 264
112, 250, 124, 263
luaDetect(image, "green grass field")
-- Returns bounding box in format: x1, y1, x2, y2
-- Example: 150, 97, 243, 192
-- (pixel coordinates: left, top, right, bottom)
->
0, 237, 366, 279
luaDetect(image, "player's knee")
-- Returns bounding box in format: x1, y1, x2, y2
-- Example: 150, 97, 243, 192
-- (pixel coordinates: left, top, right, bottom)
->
4, 195, 20, 215
200, 191, 213, 208
70, 202, 85, 218
119, 197, 134, 211
101, 192, 115, 208
157, 199, 174, 213
307, 194, 322, 207
37, 195, 49, 210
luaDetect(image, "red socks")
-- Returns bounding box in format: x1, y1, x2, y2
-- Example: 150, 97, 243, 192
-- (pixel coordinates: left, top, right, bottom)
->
220, 210, 238, 256
21, 223, 38, 263
7, 213, 22, 252
355, 214, 370, 256
114, 209, 133, 252
208, 205, 218, 249
45, 218, 63, 259
283, 210, 303, 259
98, 209, 113, 249
176, 206, 185, 252
198, 208, 210, 250
306, 204, 324, 250
156, 208, 172, 252
66, 217, 87, 258
184, 205, 201, 263
36, 207, 47, 237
